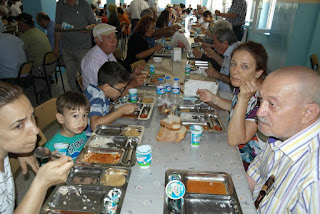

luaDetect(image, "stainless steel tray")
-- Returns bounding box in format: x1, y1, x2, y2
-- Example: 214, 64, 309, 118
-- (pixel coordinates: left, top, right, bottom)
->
112, 96, 155, 120
163, 170, 242, 214
154, 49, 171, 57
143, 74, 166, 87
187, 60, 209, 71
42, 184, 126, 214
177, 104, 225, 133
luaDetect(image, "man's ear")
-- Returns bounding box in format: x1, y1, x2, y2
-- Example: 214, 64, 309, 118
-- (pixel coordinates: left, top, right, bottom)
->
56, 113, 64, 125
301, 104, 320, 124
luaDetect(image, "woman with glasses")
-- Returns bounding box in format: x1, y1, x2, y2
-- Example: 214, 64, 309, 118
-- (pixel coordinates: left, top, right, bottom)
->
125, 15, 162, 67
197, 41, 268, 170
84, 61, 137, 136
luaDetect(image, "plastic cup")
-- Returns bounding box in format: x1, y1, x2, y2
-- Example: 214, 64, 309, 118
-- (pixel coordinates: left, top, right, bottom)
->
129, 88, 138, 103
53, 143, 69, 155
190, 125, 204, 147
136, 145, 152, 169
149, 64, 155, 74
185, 64, 191, 75
167, 43, 172, 50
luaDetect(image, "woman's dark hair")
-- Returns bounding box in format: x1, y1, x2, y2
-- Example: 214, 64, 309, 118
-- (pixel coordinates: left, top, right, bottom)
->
134, 15, 155, 35
90, 4, 96, 10
0, 81, 24, 109
117, 7, 124, 15
231, 41, 268, 73
98, 61, 132, 86
56, 92, 90, 114
156, 10, 170, 29
203, 10, 212, 18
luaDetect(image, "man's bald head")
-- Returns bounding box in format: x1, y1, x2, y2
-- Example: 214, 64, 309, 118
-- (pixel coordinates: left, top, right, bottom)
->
267, 66, 320, 105
257, 66, 320, 140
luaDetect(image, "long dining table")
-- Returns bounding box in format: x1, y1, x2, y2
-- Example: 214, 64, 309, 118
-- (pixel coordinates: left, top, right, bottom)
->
113, 48, 257, 213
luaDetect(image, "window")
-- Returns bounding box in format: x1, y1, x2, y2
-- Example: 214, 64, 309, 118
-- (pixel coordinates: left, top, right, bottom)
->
251, 0, 277, 33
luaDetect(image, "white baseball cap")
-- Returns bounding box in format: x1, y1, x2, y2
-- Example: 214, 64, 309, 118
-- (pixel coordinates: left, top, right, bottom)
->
92, 23, 117, 38
167, 4, 173, 8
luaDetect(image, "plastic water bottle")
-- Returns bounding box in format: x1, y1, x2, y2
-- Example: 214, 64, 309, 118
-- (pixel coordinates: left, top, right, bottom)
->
157, 78, 165, 105
171, 78, 180, 104
164, 76, 172, 103
161, 37, 166, 49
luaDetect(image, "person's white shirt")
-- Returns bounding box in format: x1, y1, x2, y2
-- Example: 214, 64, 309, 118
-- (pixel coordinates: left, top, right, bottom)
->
127, 0, 149, 19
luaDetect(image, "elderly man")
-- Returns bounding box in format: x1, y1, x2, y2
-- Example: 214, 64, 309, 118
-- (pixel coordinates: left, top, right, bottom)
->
54, 0, 96, 92
81, 24, 145, 90
203, 28, 239, 93
247, 66, 320, 212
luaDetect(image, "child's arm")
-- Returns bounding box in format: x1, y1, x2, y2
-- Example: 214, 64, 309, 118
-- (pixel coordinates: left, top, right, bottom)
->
90, 103, 137, 131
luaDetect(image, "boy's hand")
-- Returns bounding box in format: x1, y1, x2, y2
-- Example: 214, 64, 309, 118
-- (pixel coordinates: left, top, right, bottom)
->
120, 103, 137, 115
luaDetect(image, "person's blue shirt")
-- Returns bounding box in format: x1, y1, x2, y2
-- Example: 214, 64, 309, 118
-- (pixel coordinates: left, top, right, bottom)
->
46, 20, 62, 55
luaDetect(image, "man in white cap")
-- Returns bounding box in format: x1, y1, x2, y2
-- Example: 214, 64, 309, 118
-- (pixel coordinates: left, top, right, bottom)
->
81, 23, 145, 90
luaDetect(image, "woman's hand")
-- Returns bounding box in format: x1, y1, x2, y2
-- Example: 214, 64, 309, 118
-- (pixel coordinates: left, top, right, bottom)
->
205, 67, 220, 78
36, 156, 74, 189
238, 78, 261, 100
18, 155, 39, 175
197, 89, 217, 104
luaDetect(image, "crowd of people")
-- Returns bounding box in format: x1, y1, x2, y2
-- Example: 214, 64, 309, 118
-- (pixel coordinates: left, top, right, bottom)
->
0, 0, 319, 213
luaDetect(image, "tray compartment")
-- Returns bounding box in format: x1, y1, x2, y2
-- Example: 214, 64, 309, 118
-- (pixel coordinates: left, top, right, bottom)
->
47, 185, 107, 212
184, 194, 241, 214
87, 135, 128, 148
100, 167, 129, 187
95, 125, 124, 136
67, 166, 102, 185
76, 148, 124, 165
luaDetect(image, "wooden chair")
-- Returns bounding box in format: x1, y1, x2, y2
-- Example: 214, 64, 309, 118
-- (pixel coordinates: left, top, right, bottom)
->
41, 52, 66, 98
34, 98, 57, 132
77, 75, 84, 92
18, 60, 38, 104
310, 54, 319, 71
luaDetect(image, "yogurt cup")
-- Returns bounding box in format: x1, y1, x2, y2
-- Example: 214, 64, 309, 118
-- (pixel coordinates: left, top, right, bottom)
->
129, 88, 138, 103
185, 64, 191, 75
190, 125, 204, 147
136, 145, 152, 169
149, 64, 155, 74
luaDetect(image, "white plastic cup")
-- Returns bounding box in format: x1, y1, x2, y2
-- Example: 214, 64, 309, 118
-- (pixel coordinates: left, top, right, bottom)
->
53, 143, 69, 155
129, 88, 138, 103
190, 125, 204, 147
149, 64, 155, 74
136, 145, 152, 169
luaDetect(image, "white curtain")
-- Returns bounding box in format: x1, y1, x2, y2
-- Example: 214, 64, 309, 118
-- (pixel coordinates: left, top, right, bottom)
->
206, 0, 232, 13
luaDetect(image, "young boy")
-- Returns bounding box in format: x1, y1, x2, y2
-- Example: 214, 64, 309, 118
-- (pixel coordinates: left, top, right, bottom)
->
84, 61, 137, 136
45, 91, 90, 161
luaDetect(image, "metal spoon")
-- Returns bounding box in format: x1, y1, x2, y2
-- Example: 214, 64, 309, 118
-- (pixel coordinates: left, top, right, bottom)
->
34, 147, 60, 160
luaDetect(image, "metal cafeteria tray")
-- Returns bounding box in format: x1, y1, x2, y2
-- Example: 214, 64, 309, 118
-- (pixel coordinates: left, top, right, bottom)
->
187, 60, 209, 70
113, 96, 155, 120
75, 147, 136, 167
154, 49, 171, 57
163, 170, 242, 214
144, 74, 166, 87
42, 184, 126, 214
187, 51, 201, 60
94, 124, 144, 139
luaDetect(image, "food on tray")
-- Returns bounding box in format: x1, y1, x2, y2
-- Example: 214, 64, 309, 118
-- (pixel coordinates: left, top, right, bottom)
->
82, 152, 121, 164
142, 97, 154, 103
140, 113, 148, 118
157, 115, 187, 143
184, 125, 209, 131
180, 109, 190, 112
186, 180, 226, 194
100, 169, 126, 186
214, 125, 222, 131
122, 128, 140, 137
88, 137, 114, 147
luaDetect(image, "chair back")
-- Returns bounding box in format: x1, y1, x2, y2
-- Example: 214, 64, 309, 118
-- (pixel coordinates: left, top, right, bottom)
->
77, 75, 84, 92
310, 54, 319, 71
35, 98, 57, 130
114, 49, 124, 60
19, 60, 33, 77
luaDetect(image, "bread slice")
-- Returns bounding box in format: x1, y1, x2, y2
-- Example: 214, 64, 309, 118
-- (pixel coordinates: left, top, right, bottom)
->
160, 115, 182, 130
156, 126, 187, 143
